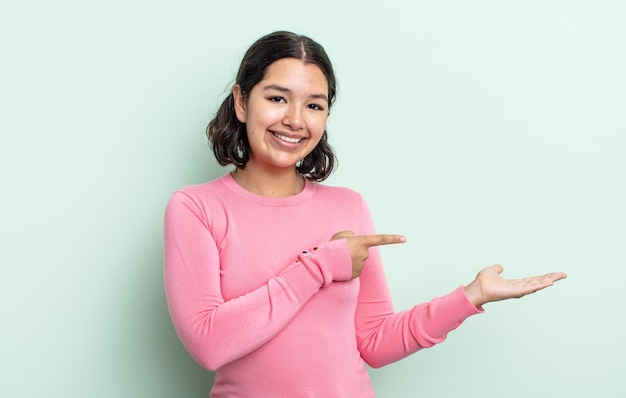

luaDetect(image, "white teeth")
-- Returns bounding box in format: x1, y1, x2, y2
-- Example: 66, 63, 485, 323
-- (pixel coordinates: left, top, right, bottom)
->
273, 132, 302, 143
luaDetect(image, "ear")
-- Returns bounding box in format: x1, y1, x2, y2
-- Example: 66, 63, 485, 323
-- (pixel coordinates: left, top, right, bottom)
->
233, 84, 247, 123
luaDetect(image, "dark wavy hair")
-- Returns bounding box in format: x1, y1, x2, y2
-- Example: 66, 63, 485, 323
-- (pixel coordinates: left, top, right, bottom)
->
207, 31, 337, 182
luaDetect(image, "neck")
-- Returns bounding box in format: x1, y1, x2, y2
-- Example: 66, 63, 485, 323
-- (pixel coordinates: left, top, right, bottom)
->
231, 167, 305, 197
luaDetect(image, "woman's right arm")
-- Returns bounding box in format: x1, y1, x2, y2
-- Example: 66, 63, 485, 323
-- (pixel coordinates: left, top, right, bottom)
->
163, 191, 352, 370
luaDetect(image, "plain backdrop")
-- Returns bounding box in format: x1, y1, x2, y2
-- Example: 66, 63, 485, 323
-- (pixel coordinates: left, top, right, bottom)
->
1, 1, 624, 397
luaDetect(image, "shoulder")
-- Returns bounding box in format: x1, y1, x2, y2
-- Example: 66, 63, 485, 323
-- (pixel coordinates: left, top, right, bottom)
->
174, 178, 220, 197
167, 175, 232, 213
309, 182, 375, 234
173, 174, 230, 198
165, 175, 234, 238
311, 182, 368, 209
314, 182, 362, 198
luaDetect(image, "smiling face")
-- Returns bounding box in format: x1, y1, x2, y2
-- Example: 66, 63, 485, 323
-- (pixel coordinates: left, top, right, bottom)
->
233, 58, 329, 174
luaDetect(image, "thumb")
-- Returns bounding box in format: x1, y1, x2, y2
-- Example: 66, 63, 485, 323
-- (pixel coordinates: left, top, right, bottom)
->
490, 264, 504, 274
330, 230, 355, 241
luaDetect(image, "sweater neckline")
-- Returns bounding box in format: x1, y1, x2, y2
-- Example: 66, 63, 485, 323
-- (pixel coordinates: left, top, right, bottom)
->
220, 171, 316, 206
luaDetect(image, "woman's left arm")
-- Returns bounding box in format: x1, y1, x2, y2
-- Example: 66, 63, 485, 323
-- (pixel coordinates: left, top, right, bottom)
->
352, 201, 566, 368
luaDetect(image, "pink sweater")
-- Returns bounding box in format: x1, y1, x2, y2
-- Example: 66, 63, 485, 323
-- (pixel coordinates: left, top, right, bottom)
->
164, 173, 481, 397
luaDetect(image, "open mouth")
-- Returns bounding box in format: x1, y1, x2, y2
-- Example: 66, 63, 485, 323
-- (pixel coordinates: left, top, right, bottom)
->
272, 131, 303, 144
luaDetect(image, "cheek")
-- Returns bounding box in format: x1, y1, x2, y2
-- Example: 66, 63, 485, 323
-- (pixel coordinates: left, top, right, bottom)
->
309, 115, 328, 137
246, 101, 277, 127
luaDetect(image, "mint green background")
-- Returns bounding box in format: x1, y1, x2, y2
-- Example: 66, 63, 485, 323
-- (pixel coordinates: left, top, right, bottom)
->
2, 1, 624, 397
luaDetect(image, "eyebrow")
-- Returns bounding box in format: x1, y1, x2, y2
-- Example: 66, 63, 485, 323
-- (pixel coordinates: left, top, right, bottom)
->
262, 84, 329, 103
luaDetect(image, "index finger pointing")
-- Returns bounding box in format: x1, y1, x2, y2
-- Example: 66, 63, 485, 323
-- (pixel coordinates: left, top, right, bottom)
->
361, 234, 407, 247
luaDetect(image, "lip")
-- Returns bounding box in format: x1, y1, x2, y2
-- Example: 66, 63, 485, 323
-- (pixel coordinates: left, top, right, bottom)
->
270, 130, 306, 145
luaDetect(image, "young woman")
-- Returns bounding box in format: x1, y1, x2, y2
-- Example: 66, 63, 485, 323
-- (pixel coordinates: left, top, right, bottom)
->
164, 31, 566, 397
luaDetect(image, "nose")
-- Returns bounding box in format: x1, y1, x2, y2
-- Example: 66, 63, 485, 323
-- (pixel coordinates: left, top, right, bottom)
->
282, 104, 304, 130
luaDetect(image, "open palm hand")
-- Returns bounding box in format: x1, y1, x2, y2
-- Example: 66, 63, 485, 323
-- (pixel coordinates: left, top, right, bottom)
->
464, 264, 567, 308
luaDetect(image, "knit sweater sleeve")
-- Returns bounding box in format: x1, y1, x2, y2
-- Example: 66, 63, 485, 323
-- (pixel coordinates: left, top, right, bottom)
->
163, 191, 353, 371
354, 199, 483, 368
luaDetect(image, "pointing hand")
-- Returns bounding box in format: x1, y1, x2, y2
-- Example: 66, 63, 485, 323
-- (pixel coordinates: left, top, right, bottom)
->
331, 231, 406, 278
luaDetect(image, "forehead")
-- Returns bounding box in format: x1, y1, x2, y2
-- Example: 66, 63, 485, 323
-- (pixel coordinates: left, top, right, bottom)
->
259, 58, 328, 95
